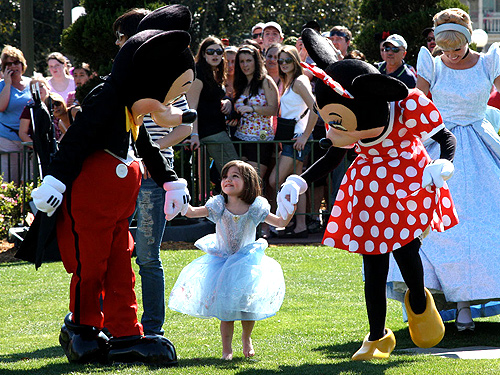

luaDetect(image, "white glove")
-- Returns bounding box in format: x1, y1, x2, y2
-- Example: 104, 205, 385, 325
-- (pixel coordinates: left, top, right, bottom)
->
163, 178, 190, 221
422, 159, 454, 189
276, 175, 308, 220
31, 175, 66, 217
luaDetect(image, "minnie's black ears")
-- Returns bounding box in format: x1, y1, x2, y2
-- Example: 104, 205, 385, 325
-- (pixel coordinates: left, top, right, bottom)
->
301, 28, 339, 70
351, 74, 409, 102
137, 4, 191, 33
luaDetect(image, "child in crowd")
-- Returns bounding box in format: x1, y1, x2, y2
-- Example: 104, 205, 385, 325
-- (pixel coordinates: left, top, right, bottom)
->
168, 160, 296, 360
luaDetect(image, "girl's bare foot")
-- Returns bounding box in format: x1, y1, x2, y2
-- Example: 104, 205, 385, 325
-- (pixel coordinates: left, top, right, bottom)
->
243, 337, 255, 358
222, 352, 233, 360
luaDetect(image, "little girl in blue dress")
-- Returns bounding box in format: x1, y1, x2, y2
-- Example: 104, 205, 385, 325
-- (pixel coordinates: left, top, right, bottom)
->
168, 160, 296, 360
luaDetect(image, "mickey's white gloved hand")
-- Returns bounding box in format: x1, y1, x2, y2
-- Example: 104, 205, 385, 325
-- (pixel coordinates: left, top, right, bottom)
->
276, 175, 308, 219
164, 178, 190, 221
422, 159, 454, 189
31, 175, 66, 217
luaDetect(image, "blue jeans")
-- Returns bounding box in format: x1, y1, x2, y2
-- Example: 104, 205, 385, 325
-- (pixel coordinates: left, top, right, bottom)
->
134, 176, 167, 335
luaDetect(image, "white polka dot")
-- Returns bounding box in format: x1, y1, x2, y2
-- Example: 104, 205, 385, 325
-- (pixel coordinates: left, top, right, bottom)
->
384, 227, 394, 239
420, 213, 428, 225
409, 182, 420, 191
406, 119, 417, 128
406, 200, 417, 211
350, 168, 357, 179
400, 228, 410, 240
353, 225, 364, 237
388, 159, 401, 168
382, 139, 394, 147
401, 140, 411, 148
336, 189, 345, 201
380, 242, 388, 254
370, 181, 379, 193
361, 165, 371, 176
396, 201, 405, 211
360, 210, 370, 222
430, 110, 440, 122
388, 148, 398, 158
376, 167, 387, 179
343, 234, 350, 246
375, 211, 385, 222
418, 95, 430, 106
399, 115, 403, 123
396, 189, 407, 199
420, 113, 429, 124
394, 174, 404, 183
332, 206, 342, 217
398, 128, 408, 137
386, 183, 395, 195
373, 157, 383, 164
348, 185, 354, 197
407, 214, 416, 225
355, 179, 364, 191
380, 196, 389, 208
355, 145, 362, 153
323, 238, 335, 247
365, 241, 375, 253
349, 240, 359, 252
353, 195, 358, 207
420, 131, 429, 139
371, 226, 379, 237
345, 217, 351, 229
443, 215, 451, 226
392, 243, 402, 251
442, 196, 451, 208
405, 166, 418, 177
401, 151, 412, 160
365, 196, 374, 207
347, 201, 352, 213
406, 99, 417, 111
423, 197, 432, 209
327, 221, 339, 234
341, 174, 348, 185
414, 228, 423, 238
368, 148, 379, 156
391, 213, 399, 225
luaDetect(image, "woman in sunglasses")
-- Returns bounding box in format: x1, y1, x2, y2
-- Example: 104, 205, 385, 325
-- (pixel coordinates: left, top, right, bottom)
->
268, 45, 318, 238
0, 45, 31, 183
232, 44, 279, 177
187, 36, 239, 175
46, 52, 75, 105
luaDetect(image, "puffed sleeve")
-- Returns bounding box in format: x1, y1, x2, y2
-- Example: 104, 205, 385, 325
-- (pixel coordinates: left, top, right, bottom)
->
248, 196, 271, 225
205, 195, 225, 224
484, 42, 500, 83
416, 46, 435, 85
399, 89, 444, 142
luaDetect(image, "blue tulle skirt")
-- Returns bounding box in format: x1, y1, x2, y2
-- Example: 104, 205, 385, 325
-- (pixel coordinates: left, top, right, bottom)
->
168, 237, 285, 321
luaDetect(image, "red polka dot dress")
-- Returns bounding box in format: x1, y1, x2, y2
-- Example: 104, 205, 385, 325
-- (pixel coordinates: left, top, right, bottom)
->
323, 89, 459, 255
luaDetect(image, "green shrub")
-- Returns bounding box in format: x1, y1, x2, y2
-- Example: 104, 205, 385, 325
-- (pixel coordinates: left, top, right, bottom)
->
0, 178, 35, 239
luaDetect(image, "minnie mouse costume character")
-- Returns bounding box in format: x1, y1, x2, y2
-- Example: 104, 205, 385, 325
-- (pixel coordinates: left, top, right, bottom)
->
276, 28, 459, 360
26, 5, 196, 365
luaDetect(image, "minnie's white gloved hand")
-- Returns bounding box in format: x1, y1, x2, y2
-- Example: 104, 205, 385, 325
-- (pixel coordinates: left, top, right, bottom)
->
422, 159, 454, 188
164, 178, 190, 221
276, 175, 308, 219
31, 175, 66, 217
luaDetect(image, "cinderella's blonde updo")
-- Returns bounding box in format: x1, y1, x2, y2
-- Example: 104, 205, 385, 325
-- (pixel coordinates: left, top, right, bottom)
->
433, 8, 472, 50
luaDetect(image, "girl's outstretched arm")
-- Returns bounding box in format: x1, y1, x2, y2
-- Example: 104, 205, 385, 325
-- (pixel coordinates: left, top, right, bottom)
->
264, 205, 297, 228
185, 205, 209, 218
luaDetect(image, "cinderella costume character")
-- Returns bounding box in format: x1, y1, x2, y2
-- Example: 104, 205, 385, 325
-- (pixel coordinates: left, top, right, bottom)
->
388, 44, 500, 322
168, 195, 285, 321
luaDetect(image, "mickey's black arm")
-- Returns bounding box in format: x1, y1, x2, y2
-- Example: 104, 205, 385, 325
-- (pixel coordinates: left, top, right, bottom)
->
430, 127, 456, 162
301, 146, 348, 184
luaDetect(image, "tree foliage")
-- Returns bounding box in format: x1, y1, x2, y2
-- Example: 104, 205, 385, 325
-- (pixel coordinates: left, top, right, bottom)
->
355, 0, 467, 66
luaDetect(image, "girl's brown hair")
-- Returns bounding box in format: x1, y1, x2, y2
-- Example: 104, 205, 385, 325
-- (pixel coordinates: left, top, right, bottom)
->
220, 160, 261, 204
195, 35, 226, 87
277, 45, 303, 92
1, 45, 27, 73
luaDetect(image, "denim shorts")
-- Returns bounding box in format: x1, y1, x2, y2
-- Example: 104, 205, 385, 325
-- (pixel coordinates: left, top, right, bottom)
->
280, 135, 312, 162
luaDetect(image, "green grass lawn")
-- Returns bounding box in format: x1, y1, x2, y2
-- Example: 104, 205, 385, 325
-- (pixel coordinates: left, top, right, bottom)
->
1, 245, 500, 374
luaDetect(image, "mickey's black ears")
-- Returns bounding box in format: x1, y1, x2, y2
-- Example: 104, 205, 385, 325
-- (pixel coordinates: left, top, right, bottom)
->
133, 30, 191, 68
301, 28, 338, 70
137, 4, 191, 33
351, 74, 409, 102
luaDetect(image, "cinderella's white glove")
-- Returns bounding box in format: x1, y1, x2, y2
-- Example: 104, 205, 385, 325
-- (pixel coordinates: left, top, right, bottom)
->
31, 175, 66, 217
276, 175, 308, 219
163, 178, 190, 221
422, 159, 454, 189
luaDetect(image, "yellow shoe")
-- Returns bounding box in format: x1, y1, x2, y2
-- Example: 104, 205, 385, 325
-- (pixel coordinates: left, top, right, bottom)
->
351, 328, 396, 361
405, 287, 444, 348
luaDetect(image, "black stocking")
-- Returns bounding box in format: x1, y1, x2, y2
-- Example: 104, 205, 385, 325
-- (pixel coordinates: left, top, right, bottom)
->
363, 253, 389, 341
392, 237, 426, 314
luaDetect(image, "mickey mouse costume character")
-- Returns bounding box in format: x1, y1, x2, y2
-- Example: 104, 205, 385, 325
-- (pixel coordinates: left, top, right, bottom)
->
276, 28, 459, 360
24, 5, 196, 365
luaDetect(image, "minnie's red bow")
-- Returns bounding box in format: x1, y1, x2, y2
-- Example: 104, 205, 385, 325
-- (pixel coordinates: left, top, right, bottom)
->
300, 62, 354, 99
382, 31, 391, 40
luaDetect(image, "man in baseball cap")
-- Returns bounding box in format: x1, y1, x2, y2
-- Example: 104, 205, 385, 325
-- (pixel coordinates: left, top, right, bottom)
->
376, 34, 417, 88
262, 21, 284, 51
251, 22, 265, 49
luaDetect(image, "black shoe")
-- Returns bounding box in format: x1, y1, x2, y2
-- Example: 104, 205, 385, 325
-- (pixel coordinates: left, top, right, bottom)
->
108, 335, 178, 365
59, 313, 109, 364
282, 229, 309, 239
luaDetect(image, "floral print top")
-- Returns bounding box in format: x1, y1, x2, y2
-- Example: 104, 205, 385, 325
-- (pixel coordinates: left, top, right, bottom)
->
234, 88, 274, 141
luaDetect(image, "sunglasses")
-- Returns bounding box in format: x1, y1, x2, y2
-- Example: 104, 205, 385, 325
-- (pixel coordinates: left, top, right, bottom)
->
252, 33, 262, 39
206, 48, 224, 56
3, 60, 21, 68
383, 46, 401, 53
278, 57, 294, 65
427, 37, 435, 42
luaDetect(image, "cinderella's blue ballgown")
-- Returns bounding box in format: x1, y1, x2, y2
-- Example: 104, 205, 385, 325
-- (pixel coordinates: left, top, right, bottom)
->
168, 195, 285, 321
